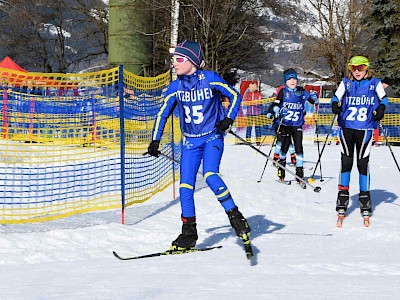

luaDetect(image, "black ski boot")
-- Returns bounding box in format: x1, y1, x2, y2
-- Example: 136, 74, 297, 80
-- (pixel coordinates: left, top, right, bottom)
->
359, 191, 372, 215
295, 167, 304, 183
170, 216, 198, 251
336, 186, 350, 212
277, 159, 286, 180
227, 207, 253, 258
227, 207, 251, 238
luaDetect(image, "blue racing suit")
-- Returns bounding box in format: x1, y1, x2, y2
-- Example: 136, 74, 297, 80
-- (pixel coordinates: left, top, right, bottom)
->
331, 77, 389, 191
152, 70, 241, 217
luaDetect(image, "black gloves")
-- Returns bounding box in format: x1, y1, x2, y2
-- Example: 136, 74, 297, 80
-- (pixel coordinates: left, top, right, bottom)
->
373, 103, 386, 121
332, 101, 342, 114
148, 140, 160, 157
215, 117, 233, 133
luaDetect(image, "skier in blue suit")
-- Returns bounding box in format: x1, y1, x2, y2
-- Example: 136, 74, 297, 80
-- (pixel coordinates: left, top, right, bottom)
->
331, 55, 388, 220
267, 69, 318, 183
147, 40, 250, 251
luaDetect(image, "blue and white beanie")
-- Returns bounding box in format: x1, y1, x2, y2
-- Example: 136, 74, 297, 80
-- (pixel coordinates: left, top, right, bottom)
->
173, 40, 203, 68
284, 69, 298, 83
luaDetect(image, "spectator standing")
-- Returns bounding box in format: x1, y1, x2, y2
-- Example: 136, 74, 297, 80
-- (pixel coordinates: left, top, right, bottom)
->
244, 82, 262, 145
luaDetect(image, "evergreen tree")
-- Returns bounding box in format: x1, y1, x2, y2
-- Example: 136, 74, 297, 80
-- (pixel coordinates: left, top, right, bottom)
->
367, 0, 400, 95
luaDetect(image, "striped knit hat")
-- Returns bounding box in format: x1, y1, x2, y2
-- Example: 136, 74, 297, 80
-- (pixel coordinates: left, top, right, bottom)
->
173, 40, 203, 68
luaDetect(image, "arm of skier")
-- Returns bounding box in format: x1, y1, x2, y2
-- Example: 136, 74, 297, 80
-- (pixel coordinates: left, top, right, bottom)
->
209, 72, 242, 121
267, 88, 283, 118
151, 83, 178, 141
331, 80, 346, 114
373, 80, 389, 121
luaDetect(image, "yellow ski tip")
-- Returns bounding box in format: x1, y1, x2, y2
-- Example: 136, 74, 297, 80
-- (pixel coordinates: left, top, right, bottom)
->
308, 178, 315, 184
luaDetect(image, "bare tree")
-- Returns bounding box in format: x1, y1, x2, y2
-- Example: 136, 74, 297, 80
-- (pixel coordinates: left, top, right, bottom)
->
144, 0, 288, 83
0, 0, 108, 72
301, 0, 372, 86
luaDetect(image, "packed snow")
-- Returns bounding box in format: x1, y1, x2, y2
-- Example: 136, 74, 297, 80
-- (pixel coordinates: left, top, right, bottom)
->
1, 142, 400, 299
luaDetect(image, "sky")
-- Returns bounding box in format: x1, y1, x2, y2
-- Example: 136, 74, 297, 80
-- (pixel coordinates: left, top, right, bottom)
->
1, 142, 400, 299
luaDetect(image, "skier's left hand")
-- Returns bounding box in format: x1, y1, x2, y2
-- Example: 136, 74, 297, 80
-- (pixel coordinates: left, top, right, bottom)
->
373, 103, 386, 121
147, 140, 160, 157
215, 117, 233, 133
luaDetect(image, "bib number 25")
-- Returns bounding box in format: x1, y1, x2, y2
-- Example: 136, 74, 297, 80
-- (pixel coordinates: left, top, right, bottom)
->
183, 105, 204, 124
346, 107, 368, 122
284, 111, 300, 122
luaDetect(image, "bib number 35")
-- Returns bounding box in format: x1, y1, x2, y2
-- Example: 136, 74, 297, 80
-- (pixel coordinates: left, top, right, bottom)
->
183, 105, 204, 124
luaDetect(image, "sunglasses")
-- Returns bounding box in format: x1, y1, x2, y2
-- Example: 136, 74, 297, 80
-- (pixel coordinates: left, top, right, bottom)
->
172, 57, 188, 64
349, 65, 368, 72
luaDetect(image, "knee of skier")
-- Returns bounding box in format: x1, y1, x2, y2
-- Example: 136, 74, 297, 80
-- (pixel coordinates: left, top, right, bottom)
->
180, 183, 194, 198
357, 159, 369, 175
341, 155, 353, 173
203, 172, 223, 191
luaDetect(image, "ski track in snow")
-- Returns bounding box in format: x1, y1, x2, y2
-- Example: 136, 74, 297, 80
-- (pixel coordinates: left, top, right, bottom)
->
1, 143, 400, 299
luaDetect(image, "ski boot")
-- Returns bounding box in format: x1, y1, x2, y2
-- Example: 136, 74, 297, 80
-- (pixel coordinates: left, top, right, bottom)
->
336, 186, 349, 212
170, 216, 198, 252
277, 159, 286, 181
295, 167, 306, 188
226, 207, 253, 258
359, 191, 372, 227
295, 167, 304, 183
290, 153, 297, 165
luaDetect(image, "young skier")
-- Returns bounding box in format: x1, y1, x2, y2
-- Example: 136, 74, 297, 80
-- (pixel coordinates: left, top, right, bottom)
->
331, 55, 388, 227
147, 40, 251, 253
271, 85, 296, 166
267, 69, 318, 184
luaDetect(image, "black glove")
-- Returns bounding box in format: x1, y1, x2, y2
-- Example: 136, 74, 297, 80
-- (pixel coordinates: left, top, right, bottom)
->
373, 103, 386, 121
332, 101, 342, 114
147, 140, 160, 157
215, 117, 233, 133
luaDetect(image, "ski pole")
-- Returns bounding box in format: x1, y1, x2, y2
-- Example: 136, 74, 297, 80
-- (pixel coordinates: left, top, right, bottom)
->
254, 124, 274, 153
379, 123, 400, 173
308, 114, 337, 184
229, 130, 321, 192
257, 115, 284, 183
254, 104, 288, 154
143, 151, 180, 164
314, 104, 324, 182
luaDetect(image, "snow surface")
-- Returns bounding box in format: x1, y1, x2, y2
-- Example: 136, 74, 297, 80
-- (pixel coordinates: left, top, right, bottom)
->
1, 142, 400, 299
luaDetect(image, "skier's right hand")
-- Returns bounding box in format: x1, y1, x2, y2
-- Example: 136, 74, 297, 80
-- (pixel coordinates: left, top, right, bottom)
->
332, 101, 342, 114
148, 140, 160, 157
273, 105, 280, 118
266, 113, 274, 119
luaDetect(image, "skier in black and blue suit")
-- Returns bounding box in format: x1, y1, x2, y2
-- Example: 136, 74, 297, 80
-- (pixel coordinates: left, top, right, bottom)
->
267, 69, 318, 183
331, 55, 388, 221
147, 40, 250, 251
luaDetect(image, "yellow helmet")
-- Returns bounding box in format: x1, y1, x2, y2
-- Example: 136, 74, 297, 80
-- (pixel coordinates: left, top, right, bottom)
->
348, 56, 370, 70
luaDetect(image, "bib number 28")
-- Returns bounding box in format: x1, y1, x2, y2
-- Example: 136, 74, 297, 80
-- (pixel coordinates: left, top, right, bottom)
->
346, 107, 368, 122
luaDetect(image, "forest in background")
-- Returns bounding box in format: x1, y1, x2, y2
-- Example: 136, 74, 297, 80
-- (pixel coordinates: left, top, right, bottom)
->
0, 0, 398, 94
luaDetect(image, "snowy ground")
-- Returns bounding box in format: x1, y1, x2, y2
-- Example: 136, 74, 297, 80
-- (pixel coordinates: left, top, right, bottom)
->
1, 142, 400, 299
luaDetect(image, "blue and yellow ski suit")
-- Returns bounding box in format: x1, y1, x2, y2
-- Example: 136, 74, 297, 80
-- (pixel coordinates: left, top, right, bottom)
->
152, 70, 241, 218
